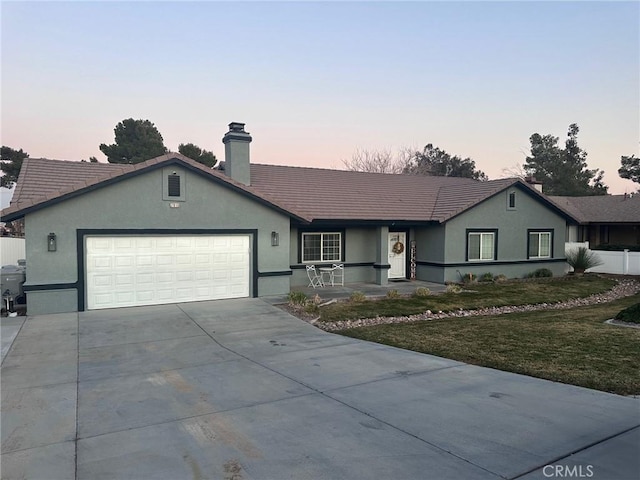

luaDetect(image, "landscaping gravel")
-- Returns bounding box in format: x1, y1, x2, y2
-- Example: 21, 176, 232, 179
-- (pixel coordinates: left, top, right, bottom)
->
317, 279, 640, 332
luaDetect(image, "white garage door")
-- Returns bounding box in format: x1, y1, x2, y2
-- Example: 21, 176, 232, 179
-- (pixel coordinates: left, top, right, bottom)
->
86, 235, 250, 310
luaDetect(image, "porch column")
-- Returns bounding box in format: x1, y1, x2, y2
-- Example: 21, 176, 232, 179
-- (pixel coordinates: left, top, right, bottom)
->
374, 226, 390, 285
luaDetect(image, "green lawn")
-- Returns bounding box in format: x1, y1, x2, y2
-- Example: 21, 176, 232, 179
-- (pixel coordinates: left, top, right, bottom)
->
338, 293, 640, 395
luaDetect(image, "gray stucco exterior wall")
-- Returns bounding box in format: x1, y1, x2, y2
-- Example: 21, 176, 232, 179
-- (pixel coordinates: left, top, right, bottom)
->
289, 226, 381, 288
23, 165, 291, 315
440, 188, 567, 282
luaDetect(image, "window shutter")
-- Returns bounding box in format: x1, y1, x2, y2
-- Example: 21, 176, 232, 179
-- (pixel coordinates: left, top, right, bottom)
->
168, 174, 181, 197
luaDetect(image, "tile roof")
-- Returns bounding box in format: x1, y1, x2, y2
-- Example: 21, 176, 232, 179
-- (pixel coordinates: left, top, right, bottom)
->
249, 164, 480, 221
2, 155, 574, 224
2, 155, 311, 222
548, 195, 640, 224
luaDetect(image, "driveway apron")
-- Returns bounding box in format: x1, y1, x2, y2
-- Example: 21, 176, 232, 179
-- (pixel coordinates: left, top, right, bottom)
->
1, 298, 638, 480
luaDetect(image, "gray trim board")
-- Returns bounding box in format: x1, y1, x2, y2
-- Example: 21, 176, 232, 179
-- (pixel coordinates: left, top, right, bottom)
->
417, 258, 567, 268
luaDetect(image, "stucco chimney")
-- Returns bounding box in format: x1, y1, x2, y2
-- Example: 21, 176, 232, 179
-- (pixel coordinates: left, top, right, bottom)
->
222, 122, 252, 185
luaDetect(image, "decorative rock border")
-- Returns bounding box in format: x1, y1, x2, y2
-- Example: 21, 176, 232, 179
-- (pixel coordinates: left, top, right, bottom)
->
317, 279, 640, 332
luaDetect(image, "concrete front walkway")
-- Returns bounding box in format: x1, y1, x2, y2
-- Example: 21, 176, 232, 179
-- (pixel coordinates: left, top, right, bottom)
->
1, 299, 639, 480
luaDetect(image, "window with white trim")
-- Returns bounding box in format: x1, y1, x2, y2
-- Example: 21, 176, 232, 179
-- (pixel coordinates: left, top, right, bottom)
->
529, 231, 552, 258
467, 232, 495, 261
302, 232, 341, 263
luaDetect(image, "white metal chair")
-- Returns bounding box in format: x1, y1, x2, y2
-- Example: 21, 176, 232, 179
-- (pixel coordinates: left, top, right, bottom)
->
306, 265, 324, 288
330, 264, 344, 286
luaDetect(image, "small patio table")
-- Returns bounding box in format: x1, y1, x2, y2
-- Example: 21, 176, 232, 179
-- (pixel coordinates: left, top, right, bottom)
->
319, 267, 335, 286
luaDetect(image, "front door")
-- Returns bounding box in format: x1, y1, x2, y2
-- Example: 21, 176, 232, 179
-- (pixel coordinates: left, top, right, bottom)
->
388, 232, 406, 279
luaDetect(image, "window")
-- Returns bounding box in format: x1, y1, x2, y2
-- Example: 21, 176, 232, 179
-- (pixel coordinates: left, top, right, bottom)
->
467, 231, 496, 261
528, 231, 552, 258
508, 191, 516, 210
168, 174, 181, 197
302, 232, 341, 263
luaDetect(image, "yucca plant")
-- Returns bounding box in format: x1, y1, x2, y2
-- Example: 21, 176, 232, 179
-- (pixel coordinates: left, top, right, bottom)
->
566, 247, 603, 274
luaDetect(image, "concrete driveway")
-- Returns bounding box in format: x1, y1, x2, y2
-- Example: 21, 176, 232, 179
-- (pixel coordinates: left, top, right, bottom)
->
1, 299, 638, 480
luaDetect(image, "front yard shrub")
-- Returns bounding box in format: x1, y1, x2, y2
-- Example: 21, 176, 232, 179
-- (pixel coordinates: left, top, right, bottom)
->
413, 287, 431, 297
566, 247, 604, 273
461, 273, 476, 283
494, 274, 508, 283
480, 272, 494, 282
386, 289, 401, 299
349, 291, 366, 303
615, 303, 640, 323
288, 291, 308, 306
446, 284, 463, 294
527, 268, 553, 278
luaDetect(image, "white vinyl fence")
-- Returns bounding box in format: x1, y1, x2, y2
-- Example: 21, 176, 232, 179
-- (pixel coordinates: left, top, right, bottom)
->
0, 237, 26, 266
565, 242, 640, 275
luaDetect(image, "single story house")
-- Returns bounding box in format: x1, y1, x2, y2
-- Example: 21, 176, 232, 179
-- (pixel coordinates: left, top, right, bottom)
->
549, 194, 640, 248
1, 122, 577, 315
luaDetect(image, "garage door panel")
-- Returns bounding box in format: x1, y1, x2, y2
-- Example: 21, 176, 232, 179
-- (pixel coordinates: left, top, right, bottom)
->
115, 256, 134, 267
86, 235, 250, 310
114, 238, 134, 249
93, 257, 112, 269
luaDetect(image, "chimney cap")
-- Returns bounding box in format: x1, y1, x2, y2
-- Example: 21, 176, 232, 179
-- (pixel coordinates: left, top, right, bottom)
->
222, 121, 252, 144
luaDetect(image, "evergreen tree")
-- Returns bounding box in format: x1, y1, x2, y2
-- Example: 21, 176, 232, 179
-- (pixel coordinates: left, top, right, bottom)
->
99, 118, 167, 164
524, 124, 607, 195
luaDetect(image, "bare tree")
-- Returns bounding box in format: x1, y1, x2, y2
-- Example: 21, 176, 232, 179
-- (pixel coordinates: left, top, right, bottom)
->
342, 148, 407, 174
500, 162, 527, 180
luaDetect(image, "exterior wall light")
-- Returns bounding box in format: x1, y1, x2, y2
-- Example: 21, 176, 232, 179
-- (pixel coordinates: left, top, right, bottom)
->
271, 231, 279, 247
47, 232, 57, 252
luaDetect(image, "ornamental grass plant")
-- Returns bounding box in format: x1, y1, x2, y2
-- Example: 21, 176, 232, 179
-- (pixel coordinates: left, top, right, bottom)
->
566, 247, 603, 273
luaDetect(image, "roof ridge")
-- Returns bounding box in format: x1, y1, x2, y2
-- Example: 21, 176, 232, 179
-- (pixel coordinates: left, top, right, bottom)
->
252, 163, 419, 178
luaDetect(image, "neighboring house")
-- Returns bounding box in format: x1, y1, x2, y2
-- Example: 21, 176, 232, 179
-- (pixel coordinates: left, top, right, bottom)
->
1, 122, 577, 315
549, 194, 640, 248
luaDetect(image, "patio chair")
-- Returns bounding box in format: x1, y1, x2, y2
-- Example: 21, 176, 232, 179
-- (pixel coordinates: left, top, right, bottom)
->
306, 265, 324, 288
330, 264, 344, 286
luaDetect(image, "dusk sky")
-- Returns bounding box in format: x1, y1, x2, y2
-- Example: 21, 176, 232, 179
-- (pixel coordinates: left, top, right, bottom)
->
2, 0, 638, 196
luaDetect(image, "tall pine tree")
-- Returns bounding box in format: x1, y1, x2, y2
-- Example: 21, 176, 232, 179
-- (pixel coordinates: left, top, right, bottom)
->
524, 124, 607, 196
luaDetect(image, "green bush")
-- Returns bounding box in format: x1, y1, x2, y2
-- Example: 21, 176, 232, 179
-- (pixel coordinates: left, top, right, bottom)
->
566, 247, 603, 273
413, 287, 431, 297
615, 303, 640, 323
386, 289, 401, 299
528, 268, 553, 278
349, 291, 366, 303
461, 273, 476, 283
288, 291, 308, 306
479, 272, 494, 282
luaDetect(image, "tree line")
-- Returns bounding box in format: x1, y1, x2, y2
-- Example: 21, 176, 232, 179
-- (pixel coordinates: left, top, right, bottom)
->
1, 120, 638, 195
1, 118, 217, 188
343, 123, 638, 196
